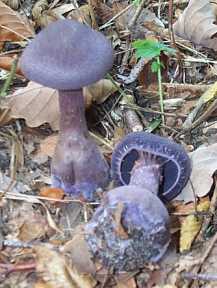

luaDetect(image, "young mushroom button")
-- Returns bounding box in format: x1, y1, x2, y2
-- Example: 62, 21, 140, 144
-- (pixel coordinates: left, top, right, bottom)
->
20, 19, 114, 201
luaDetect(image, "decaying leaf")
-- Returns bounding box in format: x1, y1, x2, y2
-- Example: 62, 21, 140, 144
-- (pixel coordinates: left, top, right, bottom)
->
3, 79, 117, 130
18, 204, 51, 242
37, 134, 58, 158
174, 0, 217, 50
115, 277, 137, 288
0, 55, 23, 74
183, 81, 217, 130
1, 0, 19, 10
177, 143, 217, 202
84, 78, 119, 105
4, 82, 59, 130
68, 4, 92, 26
0, 0, 34, 41
7, 202, 51, 242
35, 245, 96, 288
39, 187, 65, 200
179, 199, 210, 252
63, 225, 96, 275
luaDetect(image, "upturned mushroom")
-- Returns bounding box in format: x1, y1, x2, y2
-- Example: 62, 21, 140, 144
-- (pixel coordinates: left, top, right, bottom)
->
83, 132, 191, 272
20, 19, 113, 200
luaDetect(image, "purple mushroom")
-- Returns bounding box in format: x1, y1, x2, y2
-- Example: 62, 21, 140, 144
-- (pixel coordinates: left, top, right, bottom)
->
20, 19, 113, 201
111, 131, 191, 202
83, 132, 191, 272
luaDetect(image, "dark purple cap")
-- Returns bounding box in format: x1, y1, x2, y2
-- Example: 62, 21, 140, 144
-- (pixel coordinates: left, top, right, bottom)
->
20, 19, 113, 90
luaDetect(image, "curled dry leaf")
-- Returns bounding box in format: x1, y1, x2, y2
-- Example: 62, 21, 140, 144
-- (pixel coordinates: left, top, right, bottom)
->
0, 0, 34, 41
35, 245, 96, 288
173, 0, 217, 50
176, 143, 217, 202
84, 78, 119, 105
68, 4, 93, 26
1, 0, 19, 10
3, 79, 118, 130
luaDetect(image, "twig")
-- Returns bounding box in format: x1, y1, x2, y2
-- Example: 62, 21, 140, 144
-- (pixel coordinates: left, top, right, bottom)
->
99, 4, 133, 30
187, 232, 217, 287
0, 261, 36, 277
182, 272, 217, 282
128, 0, 149, 29
168, 0, 177, 48
117, 58, 149, 84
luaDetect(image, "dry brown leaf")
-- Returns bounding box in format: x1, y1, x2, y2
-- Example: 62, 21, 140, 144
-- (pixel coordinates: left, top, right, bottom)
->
38, 134, 58, 157
39, 187, 65, 200
4, 79, 117, 130
16, 203, 51, 242
5, 82, 59, 130
174, 0, 217, 50
0, 55, 23, 74
34, 281, 53, 288
0, 0, 34, 41
68, 4, 92, 26
179, 199, 210, 252
1, 0, 19, 10
63, 225, 96, 275
116, 278, 137, 288
35, 245, 96, 288
51, 3, 76, 16
84, 78, 119, 105
176, 143, 217, 202
32, 0, 48, 19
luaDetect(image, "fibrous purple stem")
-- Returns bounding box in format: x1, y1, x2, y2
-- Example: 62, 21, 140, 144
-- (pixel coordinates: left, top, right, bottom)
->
51, 90, 110, 201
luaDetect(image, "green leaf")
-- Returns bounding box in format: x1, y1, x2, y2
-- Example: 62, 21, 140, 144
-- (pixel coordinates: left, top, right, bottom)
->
145, 117, 161, 132
151, 61, 159, 73
132, 0, 141, 6
132, 39, 176, 59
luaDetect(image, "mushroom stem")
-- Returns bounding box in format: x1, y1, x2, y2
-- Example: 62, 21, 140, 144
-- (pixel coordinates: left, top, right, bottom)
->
59, 89, 88, 134
129, 152, 162, 194
51, 89, 110, 200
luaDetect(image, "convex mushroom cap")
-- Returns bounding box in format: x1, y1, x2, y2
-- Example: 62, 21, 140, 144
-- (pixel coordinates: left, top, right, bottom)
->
20, 19, 113, 90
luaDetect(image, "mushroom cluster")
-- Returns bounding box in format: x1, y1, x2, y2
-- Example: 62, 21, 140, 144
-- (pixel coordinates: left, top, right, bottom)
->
20, 20, 191, 273
20, 19, 113, 201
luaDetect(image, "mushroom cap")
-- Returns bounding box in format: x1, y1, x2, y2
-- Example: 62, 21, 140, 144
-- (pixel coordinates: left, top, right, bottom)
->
85, 185, 170, 271
20, 19, 113, 90
111, 132, 191, 202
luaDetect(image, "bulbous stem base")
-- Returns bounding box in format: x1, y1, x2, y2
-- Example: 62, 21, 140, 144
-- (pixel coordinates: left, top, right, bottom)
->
51, 89, 110, 201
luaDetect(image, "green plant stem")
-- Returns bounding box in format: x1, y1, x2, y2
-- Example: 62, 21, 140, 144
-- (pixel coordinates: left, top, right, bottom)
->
0, 56, 18, 98
157, 56, 165, 124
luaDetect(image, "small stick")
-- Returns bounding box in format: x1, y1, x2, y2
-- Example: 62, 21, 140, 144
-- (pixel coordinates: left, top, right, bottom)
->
182, 272, 217, 282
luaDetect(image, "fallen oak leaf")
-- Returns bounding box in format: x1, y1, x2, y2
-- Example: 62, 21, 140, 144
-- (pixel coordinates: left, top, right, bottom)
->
35, 245, 96, 288
176, 143, 217, 202
3, 79, 118, 130
0, 0, 34, 42
173, 0, 217, 50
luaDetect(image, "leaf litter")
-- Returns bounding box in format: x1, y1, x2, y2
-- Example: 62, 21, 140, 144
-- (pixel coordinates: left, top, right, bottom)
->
2, 0, 217, 287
